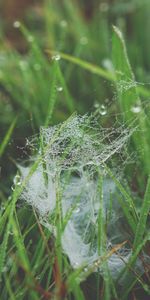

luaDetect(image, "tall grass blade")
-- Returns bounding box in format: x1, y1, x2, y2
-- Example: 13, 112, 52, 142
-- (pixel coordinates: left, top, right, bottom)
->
0, 117, 17, 158
112, 25, 150, 174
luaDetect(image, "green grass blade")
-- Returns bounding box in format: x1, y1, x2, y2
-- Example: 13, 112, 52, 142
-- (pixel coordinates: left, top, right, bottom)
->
56, 62, 75, 113
46, 50, 150, 98
119, 232, 150, 298
133, 175, 150, 248
105, 165, 138, 232
45, 62, 58, 127
112, 25, 140, 114
4, 274, 16, 300
0, 117, 17, 158
47, 50, 115, 81
112, 25, 150, 174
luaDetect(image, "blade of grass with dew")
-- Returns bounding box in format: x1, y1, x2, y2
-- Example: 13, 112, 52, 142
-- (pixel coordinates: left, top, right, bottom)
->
97, 173, 111, 300
54, 175, 64, 275
56, 62, 75, 113
20, 24, 75, 119
44, 62, 58, 127
0, 188, 21, 280
47, 50, 114, 81
105, 165, 138, 232
112, 25, 150, 174
11, 24, 59, 126
46, 50, 150, 98
0, 139, 49, 280
0, 117, 17, 158
12, 214, 30, 271
0, 200, 12, 233
0, 181, 35, 281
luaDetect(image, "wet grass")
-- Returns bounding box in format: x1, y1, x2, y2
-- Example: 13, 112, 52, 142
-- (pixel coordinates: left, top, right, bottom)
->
0, 1, 150, 299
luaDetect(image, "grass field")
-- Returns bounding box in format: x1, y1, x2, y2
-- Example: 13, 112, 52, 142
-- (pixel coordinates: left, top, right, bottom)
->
0, 1, 150, 299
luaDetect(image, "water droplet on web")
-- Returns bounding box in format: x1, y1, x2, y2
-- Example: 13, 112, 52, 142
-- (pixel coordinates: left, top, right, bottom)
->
56, 86, 63, 92
13, 21, 21, 28
130, 104, 141, 113
75, 207, 81, 213
52, 54, 61, 61
14, 174, 21, 186
94, 261, 99, 268
84, 267, 88, 272
102, 59, 114, 72
11, 185, 15, 191
100, 104, 107, 115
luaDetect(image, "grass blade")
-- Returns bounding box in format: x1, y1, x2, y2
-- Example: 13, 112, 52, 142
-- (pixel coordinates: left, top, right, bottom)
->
112, 25, 150, 174
133, 175, 150, 248
0, 117, 17, 158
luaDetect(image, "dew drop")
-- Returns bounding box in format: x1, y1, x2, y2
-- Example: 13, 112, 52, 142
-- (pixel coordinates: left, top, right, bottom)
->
84, 267, 88, 272
56, 86, 63, 92
52, 54, 61, 61
130, 104, 141, 113
11, 185, 15, 191
102, 59, 114, 71
100, 104, 107, 116
74, 207, 81, 213
14, 174, 21, 186
13, 21, 21, 28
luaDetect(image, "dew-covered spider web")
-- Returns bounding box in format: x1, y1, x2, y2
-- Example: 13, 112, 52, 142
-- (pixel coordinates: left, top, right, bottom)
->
18, 113, 148, 283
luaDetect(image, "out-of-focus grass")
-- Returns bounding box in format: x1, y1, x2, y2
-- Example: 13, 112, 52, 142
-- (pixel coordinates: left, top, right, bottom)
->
0, 1, 150, 299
